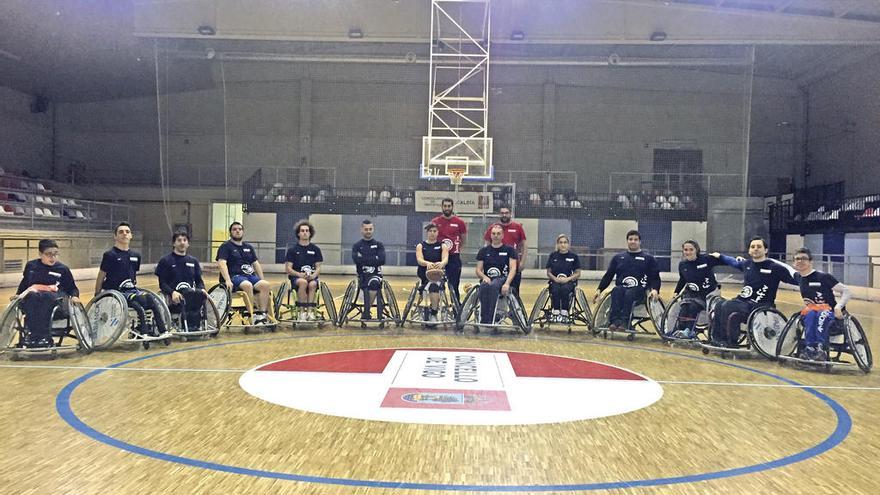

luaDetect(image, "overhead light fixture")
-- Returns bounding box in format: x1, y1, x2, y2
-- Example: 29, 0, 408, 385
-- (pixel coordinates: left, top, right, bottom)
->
348, 28, 363, 39
650, 31, 667, 42
197, 24, 216, 36
510, 30, 525, 41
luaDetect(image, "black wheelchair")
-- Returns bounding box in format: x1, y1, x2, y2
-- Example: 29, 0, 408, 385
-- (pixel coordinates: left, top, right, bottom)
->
85, 289, 173, 350
457, 284, 530, 335
273, 280, 337, 329
400, 280, 458, 330
592, 290, 665, 341
337, 279, 401, 328
528, 285, 593, 334
657, 292, 722, 345
776, 310, 872, 373
166, 292, 222, 341
699, 300, 787, 359
0, 295, 93, 359
207, 283, 278, 333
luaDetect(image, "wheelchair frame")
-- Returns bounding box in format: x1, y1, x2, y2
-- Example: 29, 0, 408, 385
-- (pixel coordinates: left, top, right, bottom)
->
400, 280, 458, 329
528, 285, 593, 334
167, 292, 222, 341
0, 295, 93, 359
336, 279, 401, 328
591, 290, 665, 341
456, 284, 530, 335
207, 283, 278, 333
776, 310, 872, 373
273, 280, 338, 329
699, 302, 787, 359
85, 289, 174, 350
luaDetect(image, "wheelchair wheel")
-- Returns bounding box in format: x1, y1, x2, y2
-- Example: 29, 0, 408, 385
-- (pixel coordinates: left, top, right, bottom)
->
207, 284, 231, 325
319, 282, 338, 326
85, 291, 128, 350
382, 280, 401, 324
574, 288, 594, 330
203, 296, 222, 336
659, 294, 683, 339
457, 285, 479, 331
509, 294, 530, 334
337, 280, 358, 326
0, 299, 23, 351
69, 301, 94, 353
645, 294, 666, 335
273, 281, 292, 321
592, 292, 612, 335
402, 282, 420, 325
843, 315, 872, 372
143, 289, 173, 335
775, 313, 802, 359
747, 307, 787, 360
528, 287, 550, 327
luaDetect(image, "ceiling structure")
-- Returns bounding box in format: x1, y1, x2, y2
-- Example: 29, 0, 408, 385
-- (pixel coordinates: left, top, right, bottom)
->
1, 0, 879, 102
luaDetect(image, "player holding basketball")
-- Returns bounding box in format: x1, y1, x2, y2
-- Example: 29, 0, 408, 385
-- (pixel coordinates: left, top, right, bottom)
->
545, 234, 581, 323
415, 223, 450, 323
284, 220, 323, 321
432, 198, 467, 304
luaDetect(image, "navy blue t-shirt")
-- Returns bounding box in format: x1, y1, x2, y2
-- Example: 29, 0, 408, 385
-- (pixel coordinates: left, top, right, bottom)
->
155, 252, 205, 295
795, 270, 839, 308
17, 259, 79, 297
546, 251, 581, 278
215, 240, 259, 277
100, 247, 141, 291
284, 243, 323, 275
597, 251, 661, 292
721, 255, 796, 306
476, 244, 517, 280
674, 254, 724, 297
352, 238, 386, 276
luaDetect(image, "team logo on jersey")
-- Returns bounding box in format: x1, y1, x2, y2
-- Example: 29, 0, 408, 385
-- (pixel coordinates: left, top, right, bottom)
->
442, 239, 454, 250
175, 282, 193, 291
239, 349, 663, 425
119, 278, 135, 290
362, 266, 375, 274
621, 276, 639, 288
241, 264, 255, 275
686, 283, 700, 293
486, 267, 502, 278
49, 271, 61, 278
739, 286, 753, 299
301, 265, 313, 275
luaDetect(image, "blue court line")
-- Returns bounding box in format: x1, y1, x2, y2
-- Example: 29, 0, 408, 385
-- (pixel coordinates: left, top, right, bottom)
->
56, 336, 851, 492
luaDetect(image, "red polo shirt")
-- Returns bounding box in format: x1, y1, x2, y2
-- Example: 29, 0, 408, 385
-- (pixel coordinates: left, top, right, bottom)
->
483, 221, 526, 250
431, 215, 468, 255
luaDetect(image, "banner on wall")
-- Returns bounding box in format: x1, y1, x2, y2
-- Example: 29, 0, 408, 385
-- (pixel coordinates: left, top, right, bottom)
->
415, 191, 493, 214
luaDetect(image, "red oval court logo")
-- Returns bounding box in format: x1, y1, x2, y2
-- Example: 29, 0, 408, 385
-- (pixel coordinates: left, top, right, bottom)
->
239, 348, 663, 425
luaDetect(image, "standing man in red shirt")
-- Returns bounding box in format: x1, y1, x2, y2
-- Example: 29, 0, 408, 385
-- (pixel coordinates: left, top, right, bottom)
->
431, 198, 467, 304
483, 205, 527, 294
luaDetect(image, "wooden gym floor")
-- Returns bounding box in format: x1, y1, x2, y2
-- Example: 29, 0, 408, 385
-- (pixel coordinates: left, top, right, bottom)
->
0, 275, 878, 495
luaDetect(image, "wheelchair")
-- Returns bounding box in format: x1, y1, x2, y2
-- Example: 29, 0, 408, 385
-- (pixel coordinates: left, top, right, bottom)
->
699, 300, 787, 359
658, 292, 722, 346
457, 284, 530, 335
592, 289, 665, 341
528, 285, 593, 333
776, 310, 872, 373
400, 280, 458, 330
336, 278, 401, 328
207, 283, 278, 333
85, 289, 174, 350
0, 295, 93, 359
166, 292, 222, 341
273, 280, 337, 329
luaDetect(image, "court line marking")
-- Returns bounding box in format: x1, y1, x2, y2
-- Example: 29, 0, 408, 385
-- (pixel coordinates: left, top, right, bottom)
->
54, 335, 853, 492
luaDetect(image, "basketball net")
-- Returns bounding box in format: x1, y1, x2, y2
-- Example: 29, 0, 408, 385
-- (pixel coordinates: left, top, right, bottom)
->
448, 168, 465, 189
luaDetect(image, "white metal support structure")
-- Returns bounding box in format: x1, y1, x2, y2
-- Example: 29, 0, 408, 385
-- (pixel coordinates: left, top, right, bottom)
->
421, 0, 493, 181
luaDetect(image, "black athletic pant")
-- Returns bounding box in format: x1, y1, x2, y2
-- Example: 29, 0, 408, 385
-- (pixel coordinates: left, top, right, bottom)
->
446, 254, 462, 304
20, 291, 61, 340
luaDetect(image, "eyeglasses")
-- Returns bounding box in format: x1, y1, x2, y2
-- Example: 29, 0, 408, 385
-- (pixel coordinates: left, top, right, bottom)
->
42, 251, 60, 258
793, 256, 810, 262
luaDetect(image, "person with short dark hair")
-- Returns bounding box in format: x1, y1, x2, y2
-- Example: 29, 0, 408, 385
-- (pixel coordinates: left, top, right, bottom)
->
710, 236, 797, 347
475, 224, 518, 327
14, 239, 80, 348
352, 219, 386, 320
545, 234, 581, 323
482, 206, 526, 293
669, 240, 725, 339
285, 220, 324, 321
594, 230, 661, 333
431, 198, 467, 304
155, 231, 207, 332
95, 222, 168, 336
215, 222, 272, 325
416, 223, 450, 322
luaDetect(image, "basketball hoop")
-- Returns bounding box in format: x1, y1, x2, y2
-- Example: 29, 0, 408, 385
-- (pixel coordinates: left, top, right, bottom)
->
448, 168, 465, 187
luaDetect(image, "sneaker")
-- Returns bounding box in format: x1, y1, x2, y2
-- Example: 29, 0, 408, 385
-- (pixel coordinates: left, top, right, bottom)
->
674, 328, 696, 340
798, 346, 816, 360
813, 347, 828, 362
428, 313, 438, 323
32, 337, 54, 349
253, 313, 267, 325
297, 312, 307, 322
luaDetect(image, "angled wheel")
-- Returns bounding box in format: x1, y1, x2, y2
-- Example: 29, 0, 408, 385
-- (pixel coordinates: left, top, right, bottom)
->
509, 295, 530, 335
143, 289, 172, 335
69, 301, 94, 353
202, 296, 222, 336
0, 299, 23, 352
528, 287, 550, 327
645, 294, 666, 336
659, 294, 683, 340
273, 281, 291, 321
85, 291, 128, 350
337, 280, 358, 326
457, 285, 479, 331
748, 307, 787, 360
776, 312, 802, 359
318, 282, 338, 326
382, 280, 401, 324
592, 292, 612, 335
574, 288, 594, 331
843, 315, 872, 372
207, 284, 231, 325
402, 282, 420, 325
